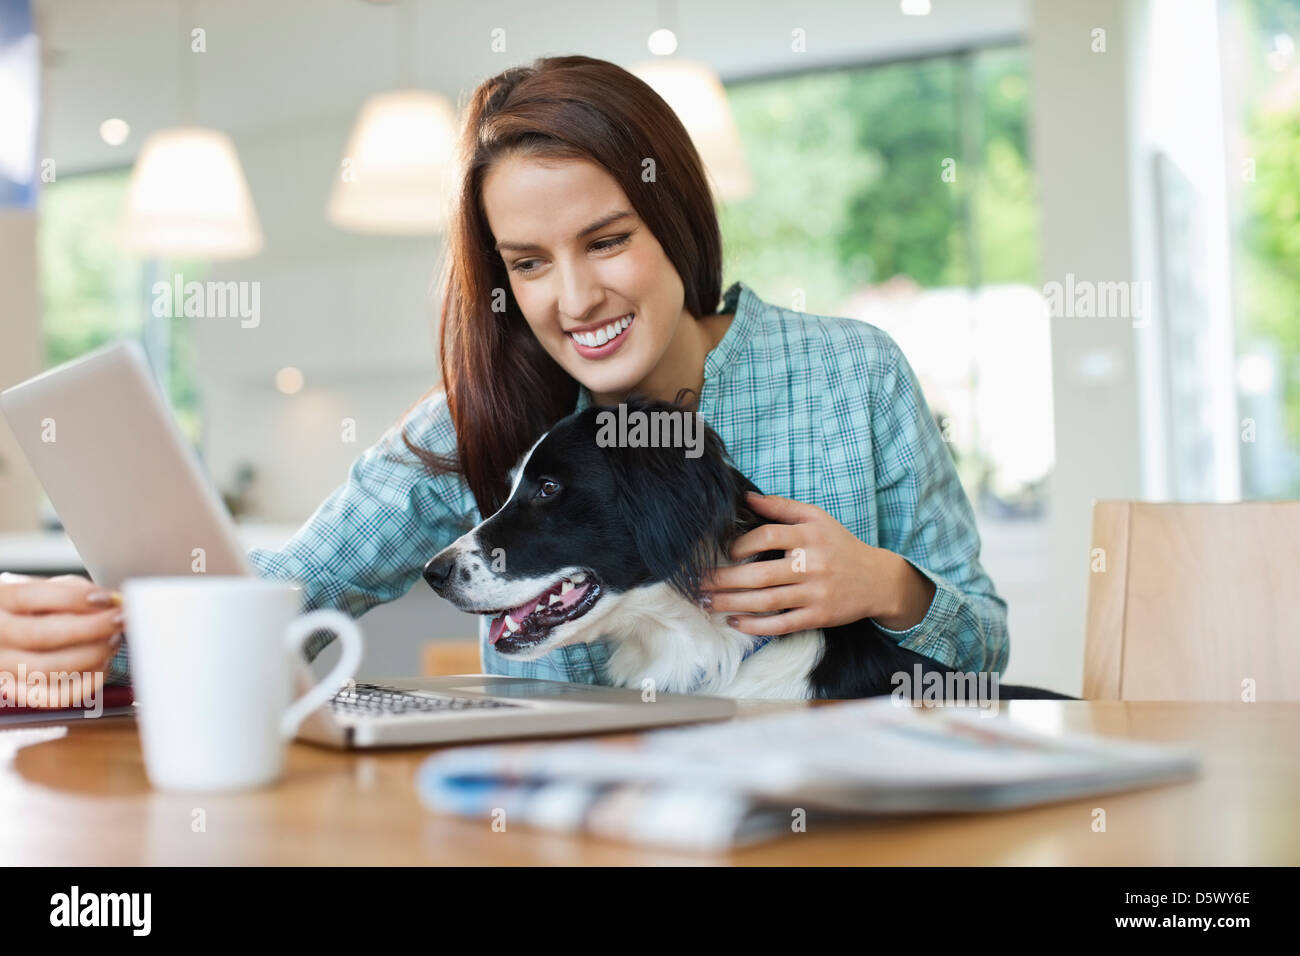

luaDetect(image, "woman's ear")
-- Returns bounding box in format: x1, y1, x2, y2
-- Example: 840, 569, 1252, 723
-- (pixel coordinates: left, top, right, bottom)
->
599, 395, 756, 603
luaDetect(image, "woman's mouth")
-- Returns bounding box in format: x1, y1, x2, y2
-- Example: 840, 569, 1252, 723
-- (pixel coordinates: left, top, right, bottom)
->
567, 312, 633, 359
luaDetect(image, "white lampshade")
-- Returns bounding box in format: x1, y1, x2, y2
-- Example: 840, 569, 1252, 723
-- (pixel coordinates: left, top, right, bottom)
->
631, 59, 754, 203
119, 127, 263, 259
327, 89, 458, 235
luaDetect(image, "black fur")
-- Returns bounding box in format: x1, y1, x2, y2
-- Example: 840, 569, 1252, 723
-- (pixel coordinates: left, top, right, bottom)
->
597, 393, 773, 607
606, 395, 1074, 700
812, 624, 1074, 700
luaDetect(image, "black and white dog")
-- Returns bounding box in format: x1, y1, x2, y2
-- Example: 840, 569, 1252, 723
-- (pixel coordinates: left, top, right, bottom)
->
423, 395, 1073, 701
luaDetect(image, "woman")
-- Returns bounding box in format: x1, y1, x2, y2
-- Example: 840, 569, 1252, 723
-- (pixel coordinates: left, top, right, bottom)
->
1, 55, 1007, 701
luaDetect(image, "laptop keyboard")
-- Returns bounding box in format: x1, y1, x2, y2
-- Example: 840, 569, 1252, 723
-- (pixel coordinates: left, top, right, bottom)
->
328, 681, 522, 718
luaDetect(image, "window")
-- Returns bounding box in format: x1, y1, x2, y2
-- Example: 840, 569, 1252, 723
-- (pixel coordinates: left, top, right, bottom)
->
1220, 0, 1300, 498
38, 168, 206, 446
719, 44, 1050, 519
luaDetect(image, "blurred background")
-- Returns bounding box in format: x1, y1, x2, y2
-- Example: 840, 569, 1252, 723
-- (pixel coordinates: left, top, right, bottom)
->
0, 0, 1296, 693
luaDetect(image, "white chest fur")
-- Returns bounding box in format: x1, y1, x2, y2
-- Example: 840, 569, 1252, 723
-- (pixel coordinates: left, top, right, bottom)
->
595, 582, 822, 699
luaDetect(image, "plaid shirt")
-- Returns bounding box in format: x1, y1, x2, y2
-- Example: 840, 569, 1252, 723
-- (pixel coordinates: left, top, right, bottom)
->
107, 280, 1007, 687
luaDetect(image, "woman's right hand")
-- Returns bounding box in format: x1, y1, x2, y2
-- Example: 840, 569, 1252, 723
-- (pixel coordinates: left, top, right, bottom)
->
0, 572, 124, 708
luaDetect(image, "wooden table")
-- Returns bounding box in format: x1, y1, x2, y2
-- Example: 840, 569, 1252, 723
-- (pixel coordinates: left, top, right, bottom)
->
2, 700, 1296, 865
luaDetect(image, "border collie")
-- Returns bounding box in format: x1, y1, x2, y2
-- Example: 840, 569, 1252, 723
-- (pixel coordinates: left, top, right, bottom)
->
423, 395, 1074, 702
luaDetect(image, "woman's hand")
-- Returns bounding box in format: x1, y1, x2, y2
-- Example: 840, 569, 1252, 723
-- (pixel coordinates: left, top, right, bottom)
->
0, 572, 124, 707
700, 491, 936, 635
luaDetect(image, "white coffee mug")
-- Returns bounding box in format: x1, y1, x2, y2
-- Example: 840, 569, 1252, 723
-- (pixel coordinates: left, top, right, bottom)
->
122, 576, 363, 791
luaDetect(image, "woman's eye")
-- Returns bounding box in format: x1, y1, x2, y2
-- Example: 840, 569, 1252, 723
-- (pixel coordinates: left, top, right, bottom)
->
536, 479, 560, 498
593, 234, 630, 252
510, 235, 629, 276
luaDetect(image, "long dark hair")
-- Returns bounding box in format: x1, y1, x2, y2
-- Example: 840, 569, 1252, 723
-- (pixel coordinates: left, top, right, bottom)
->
396, 55, 725, 518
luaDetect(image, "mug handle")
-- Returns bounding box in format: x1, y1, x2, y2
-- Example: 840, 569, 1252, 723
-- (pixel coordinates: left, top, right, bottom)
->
280, 609, 363, 739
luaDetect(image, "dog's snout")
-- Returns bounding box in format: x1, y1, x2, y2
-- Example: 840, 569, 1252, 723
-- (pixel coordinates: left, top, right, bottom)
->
423, 553, 456, 594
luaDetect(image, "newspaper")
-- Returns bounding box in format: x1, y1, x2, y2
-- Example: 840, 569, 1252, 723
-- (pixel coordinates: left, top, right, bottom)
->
415, 697, 1201, 851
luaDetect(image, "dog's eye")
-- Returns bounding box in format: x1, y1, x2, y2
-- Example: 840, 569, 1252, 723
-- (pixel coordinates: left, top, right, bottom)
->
536, 479, 560, 499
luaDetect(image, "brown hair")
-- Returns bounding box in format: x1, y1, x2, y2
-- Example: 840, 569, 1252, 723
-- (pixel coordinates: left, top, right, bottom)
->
398, 55, 724, 518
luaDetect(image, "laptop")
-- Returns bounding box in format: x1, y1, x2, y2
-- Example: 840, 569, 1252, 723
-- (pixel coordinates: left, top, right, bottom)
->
0, 339, 736, 746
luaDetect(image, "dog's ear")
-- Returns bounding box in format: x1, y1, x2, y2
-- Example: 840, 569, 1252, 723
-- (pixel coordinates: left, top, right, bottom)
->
598, 394, 765, 603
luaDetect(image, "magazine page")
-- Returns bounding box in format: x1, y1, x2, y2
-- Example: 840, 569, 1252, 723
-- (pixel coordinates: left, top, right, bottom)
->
416, 698, 1201, 850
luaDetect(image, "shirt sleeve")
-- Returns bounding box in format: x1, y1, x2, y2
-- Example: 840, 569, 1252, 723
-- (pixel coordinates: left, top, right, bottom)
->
104, 391, 476, 683
865, 336, 1010, 675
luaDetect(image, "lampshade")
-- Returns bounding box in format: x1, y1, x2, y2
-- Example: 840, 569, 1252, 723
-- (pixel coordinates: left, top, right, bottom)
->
630, 59, 754, 203
327, 89, 458, 235
119, 127, 263, 259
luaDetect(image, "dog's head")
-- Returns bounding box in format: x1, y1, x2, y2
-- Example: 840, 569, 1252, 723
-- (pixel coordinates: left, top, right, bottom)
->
423, 394, 771, 659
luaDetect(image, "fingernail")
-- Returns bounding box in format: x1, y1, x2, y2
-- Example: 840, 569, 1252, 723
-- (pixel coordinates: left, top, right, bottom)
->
87, 590, 115, 605
108, 633, 123, 648
110, 610, 126, 627
727, 616, 739, 628
702, 595, 713, 609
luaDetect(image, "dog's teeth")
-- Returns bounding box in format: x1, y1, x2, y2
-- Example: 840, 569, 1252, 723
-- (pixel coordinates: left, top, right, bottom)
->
533, 604, 542, 614
548, 593, 562, 605
561, 580, 573, 594
571, 573, 586, 584
504, 615, 520, 633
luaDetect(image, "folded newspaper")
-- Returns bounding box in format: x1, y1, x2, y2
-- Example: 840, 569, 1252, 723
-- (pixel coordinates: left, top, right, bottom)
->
415, 697, 1201, 851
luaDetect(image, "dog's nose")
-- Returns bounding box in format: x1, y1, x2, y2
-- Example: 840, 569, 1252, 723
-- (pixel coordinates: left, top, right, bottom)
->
423, 554, 456, 595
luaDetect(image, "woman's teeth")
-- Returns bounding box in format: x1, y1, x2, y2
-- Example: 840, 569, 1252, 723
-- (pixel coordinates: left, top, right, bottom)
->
569, 313, 632, 347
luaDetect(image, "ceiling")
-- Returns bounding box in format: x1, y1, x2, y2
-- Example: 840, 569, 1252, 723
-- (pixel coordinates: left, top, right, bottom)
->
33, 0, 1026, 175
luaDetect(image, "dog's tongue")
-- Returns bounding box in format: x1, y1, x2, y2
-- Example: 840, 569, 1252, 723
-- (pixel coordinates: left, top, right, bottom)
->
487, 581, 591, 645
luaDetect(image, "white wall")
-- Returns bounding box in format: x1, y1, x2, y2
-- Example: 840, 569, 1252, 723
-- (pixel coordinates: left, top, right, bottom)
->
186, 114, 484, 676
1029, 0, 1144, 692
1125, 0, 1240, 503
192, 113, 446, 520
0, 211, 42, 532
1027, 0, 1239, 695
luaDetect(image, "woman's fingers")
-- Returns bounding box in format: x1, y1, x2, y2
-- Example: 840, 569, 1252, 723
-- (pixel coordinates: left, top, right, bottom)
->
0, 576, 123, 708
0, 634, 120, 675
0, 575, 125, 652
0, 606, 125, 653
704, 582, 809, 615
0, 573, 119, 615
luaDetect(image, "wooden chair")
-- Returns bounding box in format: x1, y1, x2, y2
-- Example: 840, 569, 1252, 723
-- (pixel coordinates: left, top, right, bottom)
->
1084, 500, 1300, 700
422, 638, 483, 677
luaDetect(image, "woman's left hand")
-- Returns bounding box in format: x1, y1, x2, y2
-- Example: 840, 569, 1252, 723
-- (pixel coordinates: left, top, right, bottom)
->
700, 491, 933, 635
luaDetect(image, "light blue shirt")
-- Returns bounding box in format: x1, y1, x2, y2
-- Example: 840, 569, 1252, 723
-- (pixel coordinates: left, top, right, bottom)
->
107, 280, 1008, 686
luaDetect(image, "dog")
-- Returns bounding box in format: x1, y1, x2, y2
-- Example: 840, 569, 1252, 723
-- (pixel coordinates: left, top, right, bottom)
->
423, 394, 1074, 702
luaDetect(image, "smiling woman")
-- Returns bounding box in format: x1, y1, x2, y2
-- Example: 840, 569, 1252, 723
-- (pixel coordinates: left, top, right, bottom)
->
483, 156, 728, 409
398, 54, 727, 519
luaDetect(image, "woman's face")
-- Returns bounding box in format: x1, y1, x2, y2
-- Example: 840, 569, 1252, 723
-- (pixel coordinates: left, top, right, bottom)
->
481, 154, 689, 402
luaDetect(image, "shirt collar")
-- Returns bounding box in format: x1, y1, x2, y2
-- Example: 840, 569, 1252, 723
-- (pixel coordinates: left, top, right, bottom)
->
706, 279, 760, 381
574, 280, 760, 413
